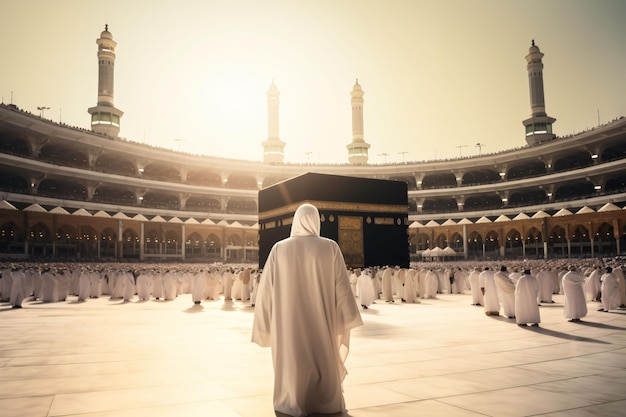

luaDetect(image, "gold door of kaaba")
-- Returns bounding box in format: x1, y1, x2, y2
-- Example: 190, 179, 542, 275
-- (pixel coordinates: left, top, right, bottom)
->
338, 216, 364, 267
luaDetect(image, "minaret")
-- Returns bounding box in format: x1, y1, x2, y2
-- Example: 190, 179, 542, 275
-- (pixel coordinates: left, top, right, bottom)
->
347, 79, 370, 164
262, 80, 285, 163
88, 24, 123, 138
522, 40, 556, 145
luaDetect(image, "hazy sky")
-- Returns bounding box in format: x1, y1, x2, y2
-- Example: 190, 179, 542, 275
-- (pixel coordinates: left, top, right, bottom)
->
2, 0, 625, 164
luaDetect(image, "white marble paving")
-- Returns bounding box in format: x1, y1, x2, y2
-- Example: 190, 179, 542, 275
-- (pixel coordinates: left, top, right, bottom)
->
0, 292, 624, 417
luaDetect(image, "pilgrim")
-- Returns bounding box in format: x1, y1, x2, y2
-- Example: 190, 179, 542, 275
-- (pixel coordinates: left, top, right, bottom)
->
515, 269, 540, 327
561, 266, 587, 322
494, 266, 516, 319
479, 267, 500, 316
252, 203, 362, 417
599, 266, 620, 312
468, 267, 483, 306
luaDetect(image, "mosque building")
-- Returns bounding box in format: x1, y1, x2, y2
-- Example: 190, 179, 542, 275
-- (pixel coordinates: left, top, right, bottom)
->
0, 26, 625, 263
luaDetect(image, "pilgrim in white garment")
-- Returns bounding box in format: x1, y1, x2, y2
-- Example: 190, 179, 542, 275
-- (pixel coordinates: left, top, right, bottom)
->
356, 269, 376, 308
479, 267, 500, 316
536, 269, 554, 303
557, 268, 567, 295
192, 270, 205, 304
423, 269, 439, 299
70, 268, 81, 296
562, 266, 587, 322
1, 267, 13, 301
403, 268, 420, 303
22, 268, 34, 300
77, 269, 91, 302
240, 268, 251, 301
100, 270, 111, 296
394, 268, 405, 298
381, 267, 394, 302
509, 270, 522, 285
207, 270, 221, 300
584, 267, 603, 301
89, 270, 102, 298
250, 270, 261, 306
122, 271, 135, 302
111, 270, 125, 299
468, 267, 483, 306
41, 268, 58, 303
599, 267, 620, 312
436, 269, 448, 294
32, 268, 43, 300
163, 270, 177, 300
56, 269, 70, 302
349, 270, 358, 298
372, 268, 382, 298
9, 268, 25, 308
252, 203, 363, 417
453, 268, 467, 294
515, 270, 540, 327
551, 268, 561, 295
615, 266, 626, 308
494, 266, 516, 319
136, 271, 152, 300
152, 271, 165, 300
222, 269, 235, 301
232, 269, 243, 300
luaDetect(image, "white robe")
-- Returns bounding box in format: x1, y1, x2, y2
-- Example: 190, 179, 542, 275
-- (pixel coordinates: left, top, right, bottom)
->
381, 267, 394, 301
479, 269, 500, 314
468, 269, 483, 305
78, 271, 91, 301
536, 269, 554, 303
41, 271, 58, 303
136, 272, 152, 300
357, 270, 376, 306
423, 270, 438, 299
562, 270, 587, 319
615, 267, 626, 307
515, 273, 540, 325
122, 271, 135, 301
252, 203, 362, 417
402, 269, 419, 303
494, 271, 516, 318
600, 272, 620, 311
10, 270, 25, 307
192, 271, 205, 303
584, 268, 602, 301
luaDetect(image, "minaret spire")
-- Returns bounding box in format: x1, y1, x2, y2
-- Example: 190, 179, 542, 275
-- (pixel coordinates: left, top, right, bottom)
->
522, 40, 556, 145
347, 79, 370, 164
262, 80, 285, 163
88, 25, 123, 138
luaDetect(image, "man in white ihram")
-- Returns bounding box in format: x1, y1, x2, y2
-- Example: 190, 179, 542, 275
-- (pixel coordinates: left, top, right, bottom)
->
252, 203, 363, 417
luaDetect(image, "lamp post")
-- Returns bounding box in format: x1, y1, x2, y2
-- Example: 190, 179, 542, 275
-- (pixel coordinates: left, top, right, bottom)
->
37, 106, 50, 118
475, 142, 486, 156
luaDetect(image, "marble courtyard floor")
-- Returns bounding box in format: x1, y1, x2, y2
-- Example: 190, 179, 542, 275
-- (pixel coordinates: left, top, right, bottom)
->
1, 292, 625, 417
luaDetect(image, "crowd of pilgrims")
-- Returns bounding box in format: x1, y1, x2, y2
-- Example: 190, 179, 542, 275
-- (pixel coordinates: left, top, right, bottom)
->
2, 259, 625, 327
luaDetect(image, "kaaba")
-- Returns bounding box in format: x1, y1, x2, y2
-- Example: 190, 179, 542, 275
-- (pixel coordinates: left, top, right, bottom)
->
258, 172, 409, 269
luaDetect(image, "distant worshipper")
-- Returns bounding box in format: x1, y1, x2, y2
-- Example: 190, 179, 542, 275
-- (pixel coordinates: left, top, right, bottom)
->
562, 265, 587, 322
494, 266, 516, 319
598, 266, 620, 312
615, 266, 626, 308
468, 267, 483, 306
479, 266, 500, 316
536, 268, 555, 303
515, 269, 541, 327
584, 266, 603, 302
252, 203, 363, 417
9, 267, 26, 308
